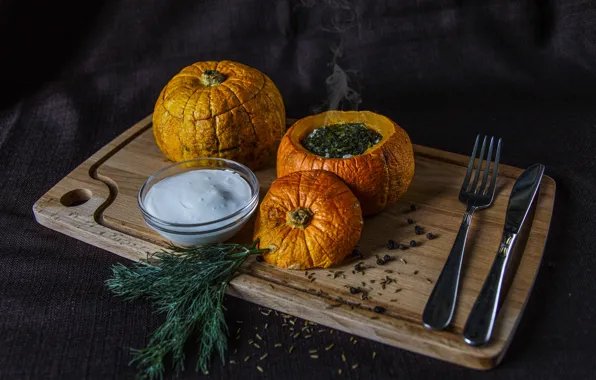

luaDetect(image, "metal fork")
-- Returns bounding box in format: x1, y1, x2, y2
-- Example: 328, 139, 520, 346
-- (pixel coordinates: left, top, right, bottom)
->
422, 135, 502, 330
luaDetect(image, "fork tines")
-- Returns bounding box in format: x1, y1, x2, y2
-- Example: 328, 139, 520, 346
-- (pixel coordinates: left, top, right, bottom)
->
462, 135, 502, 198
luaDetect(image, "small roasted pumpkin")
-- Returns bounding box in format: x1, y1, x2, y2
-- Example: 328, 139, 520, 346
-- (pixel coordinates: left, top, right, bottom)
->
253, 170, 363, 270
153, 60, 286, 170
277, 110, 415, 216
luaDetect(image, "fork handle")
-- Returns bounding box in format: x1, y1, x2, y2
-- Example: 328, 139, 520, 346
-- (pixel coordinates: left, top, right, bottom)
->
422, 205, 476, 330
463, 231, 517, 346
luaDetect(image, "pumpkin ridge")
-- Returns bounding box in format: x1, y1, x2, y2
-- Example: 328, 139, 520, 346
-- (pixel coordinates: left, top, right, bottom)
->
306, 221, 347, 260
240, 103, 258, 142
177, 76, 267, 122
301, 230, 316, 268
260, 79, 286, 140
306, 229, 336, 267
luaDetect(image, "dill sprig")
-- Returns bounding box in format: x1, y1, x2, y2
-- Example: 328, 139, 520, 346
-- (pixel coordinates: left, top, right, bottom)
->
105, 240, 267, 380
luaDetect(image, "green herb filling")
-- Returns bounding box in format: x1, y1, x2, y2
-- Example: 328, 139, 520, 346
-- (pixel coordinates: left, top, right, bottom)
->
301, 123, 382, 158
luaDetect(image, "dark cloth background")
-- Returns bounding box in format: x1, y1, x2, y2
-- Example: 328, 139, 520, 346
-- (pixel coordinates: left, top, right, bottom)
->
1, 0, 596, 379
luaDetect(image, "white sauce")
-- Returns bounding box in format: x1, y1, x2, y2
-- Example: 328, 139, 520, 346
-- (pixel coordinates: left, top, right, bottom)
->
144, 169, 252, 224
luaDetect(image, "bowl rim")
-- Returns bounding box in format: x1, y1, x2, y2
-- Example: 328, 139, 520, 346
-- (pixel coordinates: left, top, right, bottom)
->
137, 157, 260, 230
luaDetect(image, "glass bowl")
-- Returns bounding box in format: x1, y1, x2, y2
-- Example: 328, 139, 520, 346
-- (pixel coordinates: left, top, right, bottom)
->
138, 158, 260, 246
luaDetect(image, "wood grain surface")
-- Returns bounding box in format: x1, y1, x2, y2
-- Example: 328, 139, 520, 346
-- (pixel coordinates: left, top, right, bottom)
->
33, 114, 555, 370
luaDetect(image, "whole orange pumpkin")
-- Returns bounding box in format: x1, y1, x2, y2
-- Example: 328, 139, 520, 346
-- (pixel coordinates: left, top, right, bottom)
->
253, 170, 363, 270
277, 110, 415, 216
152, 60, 286, 170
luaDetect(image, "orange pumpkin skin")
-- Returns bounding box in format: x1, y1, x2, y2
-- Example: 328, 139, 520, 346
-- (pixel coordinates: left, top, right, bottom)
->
277, 111, 415, 216
253, 170, 363, 270
153, 60, 286, 170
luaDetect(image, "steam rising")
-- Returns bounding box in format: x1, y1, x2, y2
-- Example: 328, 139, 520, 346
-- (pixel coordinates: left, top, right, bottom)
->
299, 0, 362, 112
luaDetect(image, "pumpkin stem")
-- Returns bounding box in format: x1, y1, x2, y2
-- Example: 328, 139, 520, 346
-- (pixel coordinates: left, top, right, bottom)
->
287, 208, 313, 229
201, 70, 227, 86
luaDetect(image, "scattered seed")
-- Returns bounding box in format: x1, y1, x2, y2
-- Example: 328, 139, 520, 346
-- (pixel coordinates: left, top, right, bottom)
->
350, 286, 360, 294
330, 329, 334, 334
236, 320, 244, 324
354, 262, 363, 271
390, 299, 398, 302
305, 271, 308, 276
353, 339, 358, 344
395, 288, 403, 293
384, 269, 393, 273
415, 225, 424, 235
349, 336, 354, 342
230, 359, 237, 364
411, 204, 416, 211
256, 334, 262, 341
370, 280, 376, 283
269, 284, 275, 289
317, 329, 326, 333
257, 365, 264, 373
253, 343, 261, 349
409, 240, 417, 247
304, 335, 312, 338
407, 218, 414, 224
289, 319, 295, 325
338, 369, 343, 374
260, 353, 268, 360
293, 332, 300, 339
236, 327, 241, 334
244, 355, 250, 362
274, 343, 282, 348
341, 353, 347, 362
426, 232, 435, 239
352, 363, 359, 369
249, 339, 254, 344
310, 277, 316, 282
260, 311, 271, 316
310, 354, 319, 359
400, 258, 407, 264
414, 270, 419, 275
264, 323, 268, 329
376, 257, 385, 265
325, 343, 335, 351
399, 244, 408, 250
351, 248, 362, 258
426, 278, 433, 284
333, 271, 345, 279
289, 345, 295, 353
372, 351, 377, 359
374, 306, 386, 314
370, 315, 379, 320
236, 335, 240, 340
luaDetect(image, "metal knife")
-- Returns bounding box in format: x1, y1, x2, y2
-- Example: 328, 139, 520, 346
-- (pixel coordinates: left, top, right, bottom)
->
462, 163, 545, 346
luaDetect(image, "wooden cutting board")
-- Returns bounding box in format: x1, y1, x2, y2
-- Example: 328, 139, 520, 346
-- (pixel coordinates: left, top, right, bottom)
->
33, 114, 555, 370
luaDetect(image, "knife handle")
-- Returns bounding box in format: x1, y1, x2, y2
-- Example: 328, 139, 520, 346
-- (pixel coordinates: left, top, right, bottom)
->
422, 206, 476, 330
463, 231, 517, 346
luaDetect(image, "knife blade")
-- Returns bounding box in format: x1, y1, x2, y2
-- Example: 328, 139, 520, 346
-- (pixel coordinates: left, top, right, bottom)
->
462, 163, 545, 346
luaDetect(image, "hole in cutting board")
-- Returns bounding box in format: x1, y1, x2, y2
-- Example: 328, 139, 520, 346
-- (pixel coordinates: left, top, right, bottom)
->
60, 189, 92, 207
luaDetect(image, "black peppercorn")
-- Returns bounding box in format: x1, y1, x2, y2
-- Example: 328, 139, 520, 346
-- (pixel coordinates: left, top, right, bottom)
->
409, 240, 417, 247
387, 239, 397, 250
410, 205, 416, 211
376, 258, 385, 265
255, 255, 265, 262
355, 263, 363, 271
373, 306, 386, 314
383, 254, 391, 262
407, 218, 414, 224
414, 225, 424, 235
350, 287, 360, 294
426, 233, 434, 240
351, 248, 362, 258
